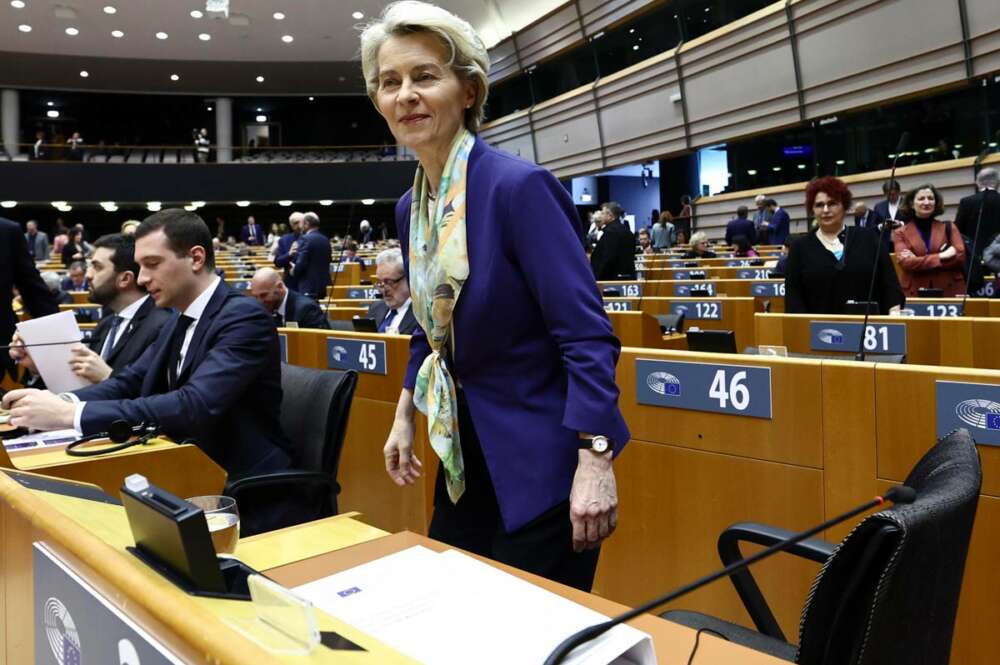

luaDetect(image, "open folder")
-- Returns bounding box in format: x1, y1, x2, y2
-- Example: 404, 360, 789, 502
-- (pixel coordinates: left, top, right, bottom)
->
293, 545, 655, 665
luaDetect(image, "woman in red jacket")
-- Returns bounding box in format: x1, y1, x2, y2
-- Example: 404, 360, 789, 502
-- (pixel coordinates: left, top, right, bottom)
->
893, 184, 966, 296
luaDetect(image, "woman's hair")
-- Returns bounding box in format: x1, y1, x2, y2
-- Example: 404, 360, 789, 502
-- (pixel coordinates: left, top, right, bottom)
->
68, 228, 82, 241
658, 210, 673, 224
689, 231, 708, 246
360, 1, 490, 133
901, 183, 945, 217
733, 235, 752, 254
805, 176, 853, 212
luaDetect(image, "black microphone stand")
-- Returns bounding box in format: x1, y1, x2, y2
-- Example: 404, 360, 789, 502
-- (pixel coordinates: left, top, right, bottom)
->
323, 211, 358, 315
960, 140, 998, 311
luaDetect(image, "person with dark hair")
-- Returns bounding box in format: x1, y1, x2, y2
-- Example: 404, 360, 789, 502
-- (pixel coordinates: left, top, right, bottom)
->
784, 176, 903, 314
60, 261, 90, 292
591, 203, 637, 280
240, 215, 264, 246
11, 233, 172, 385
61, 227, 85, 267
602, 201, 628, 233
732, 235, 758, 258
760, 198, 790, 245
651, 211, 675, 250
893, 184, 966, 297
290, 211, 331, 300
4, 210, 293, 533
637, 227, 655, 255
873, 179, 904, 229
24, 220, 50, 262
725, 205, 756, 246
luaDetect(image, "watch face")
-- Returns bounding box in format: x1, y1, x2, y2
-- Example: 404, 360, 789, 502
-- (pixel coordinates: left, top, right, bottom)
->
592, 437, 610, 453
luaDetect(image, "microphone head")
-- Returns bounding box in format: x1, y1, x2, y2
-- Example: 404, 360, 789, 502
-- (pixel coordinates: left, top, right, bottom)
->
884, 485, 917, 505
896, 132, 911, 153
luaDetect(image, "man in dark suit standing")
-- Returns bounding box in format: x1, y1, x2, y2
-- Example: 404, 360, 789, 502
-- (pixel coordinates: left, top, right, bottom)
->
590, 202, 637, 280
366, 248, 418, 335
870, 179, 904, 244
290, 211, 331, 300
1, 217, 59, 382
24, 220, 51, 262
272, 211, 303, 290
10, 234, 172, 385
250, 267, 328, 329
761, 199, 790, 245
725, 206, 756, 246
239, 215, 265, 246
955, 167, 1000, 292
4, 210, 292, 532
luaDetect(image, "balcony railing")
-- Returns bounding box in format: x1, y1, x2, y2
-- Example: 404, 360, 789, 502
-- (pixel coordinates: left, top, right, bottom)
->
2, 143, 417, 165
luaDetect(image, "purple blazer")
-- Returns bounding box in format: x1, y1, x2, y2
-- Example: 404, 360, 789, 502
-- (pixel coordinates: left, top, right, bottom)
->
396, 137, 630, 533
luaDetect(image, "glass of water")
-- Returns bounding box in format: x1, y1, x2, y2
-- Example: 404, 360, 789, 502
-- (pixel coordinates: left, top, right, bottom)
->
187, 495, 240, 555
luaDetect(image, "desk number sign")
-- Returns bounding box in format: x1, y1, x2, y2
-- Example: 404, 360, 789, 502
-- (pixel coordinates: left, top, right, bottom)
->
936, 380, 1000, 446
604, 301, 633, 312
737, 269, 773, 280
673, 282, 716, 296
751, 282, 785, 297
911, 303, 963, 317
670, 301, 722, 320
346, 287, 379, 300
636, 359, 772, 419
809, 321, 907, 354
327, 337, 387, 375
602, 282, 642, 297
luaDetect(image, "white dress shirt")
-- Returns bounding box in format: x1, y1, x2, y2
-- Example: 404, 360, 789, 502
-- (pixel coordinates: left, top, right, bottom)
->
277, 288, 290, 319
99, 294, 149, 358
888, 201, 899, 220
385, 298, 412, 335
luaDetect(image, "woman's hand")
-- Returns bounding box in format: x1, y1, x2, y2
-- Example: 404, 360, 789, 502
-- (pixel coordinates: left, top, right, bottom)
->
939, 245, 957, 260
384, 388, 422, 486
569, 450, 618, 552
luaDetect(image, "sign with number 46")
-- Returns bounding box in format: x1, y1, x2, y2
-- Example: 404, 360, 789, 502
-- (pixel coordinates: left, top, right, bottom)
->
636, 359, 772, 419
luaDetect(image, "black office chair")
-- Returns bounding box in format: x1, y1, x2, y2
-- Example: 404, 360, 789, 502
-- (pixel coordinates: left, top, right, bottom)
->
226, 364, 358, 535
663, 428, 981, 664
328, 319, 355, 331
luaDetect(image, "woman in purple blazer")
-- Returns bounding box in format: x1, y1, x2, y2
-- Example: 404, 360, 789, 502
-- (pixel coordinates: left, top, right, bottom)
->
361, 2, 629, 591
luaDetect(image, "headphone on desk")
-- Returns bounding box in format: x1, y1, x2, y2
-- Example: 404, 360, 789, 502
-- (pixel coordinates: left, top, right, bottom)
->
66, 420, 160, 457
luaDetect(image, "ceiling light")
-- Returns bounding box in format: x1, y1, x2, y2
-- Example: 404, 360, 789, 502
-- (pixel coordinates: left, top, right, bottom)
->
836, 159, 845, 165
184, 205, 197, 211
10, 0, 25, 8
146, 201, 161, 211
256, 107, 262, 112
207, 106, 213, 111
0, 201, 16, 209
17, 24, 31, 32
747, 169, 757, 176
352, 11, 364, 20
111, 29, 124, 38
155, 31, 168, 40
281, 34, 293, 43
56, 205, 72, 212
79, 70, 89, 78
47, 110, 59, 117
170, 74, 179, 81
308, 96, 315, 101
255, 114, 267, 122
255, 75, 265, 83
51, 201, 67, 208
273, 11, 285, 20
772, 166, 781, 171
319, 199, 333, 206
191, 201, 206, 207
198, 32, 210, 41
47, 101, 54, 106
361, 199, 375, 205
797, 164, 807, 169
103, 5, 116, 14
65, 27, 79, 36
632, 44, 639, 50
190, 9, 203, 18
236, 200, 251, 207
278, 200, 292, 206
99, 201, 116, 208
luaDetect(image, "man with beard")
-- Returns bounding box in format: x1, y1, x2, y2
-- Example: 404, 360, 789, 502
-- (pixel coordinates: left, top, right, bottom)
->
9, 234, 172, 385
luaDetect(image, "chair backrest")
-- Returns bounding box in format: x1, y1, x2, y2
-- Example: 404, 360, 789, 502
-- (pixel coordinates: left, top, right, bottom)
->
278, 364, 357, 483
796, 428, 982, 665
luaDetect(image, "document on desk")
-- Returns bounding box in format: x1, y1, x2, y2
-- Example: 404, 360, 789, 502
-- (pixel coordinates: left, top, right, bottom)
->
293, 545, 655, 665
15, 311, 88, 393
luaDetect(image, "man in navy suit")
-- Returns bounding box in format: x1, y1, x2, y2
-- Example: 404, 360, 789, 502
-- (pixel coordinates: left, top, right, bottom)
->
761, 198, 790, 245
272, 211, 303, 290
724, 205, 756, 246
239, 215, 265, 245
250, 267, 328, 329
365, 248, 418, 335
290, 212, 331, 300
60, 261, 90, 292
4, 211, 292, 528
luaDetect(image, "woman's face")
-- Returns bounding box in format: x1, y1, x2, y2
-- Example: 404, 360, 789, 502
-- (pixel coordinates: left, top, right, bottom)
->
812, 191, 845, 233
374, 32, 476, 157
913, 188, 936, 219
695, 240, 708, 253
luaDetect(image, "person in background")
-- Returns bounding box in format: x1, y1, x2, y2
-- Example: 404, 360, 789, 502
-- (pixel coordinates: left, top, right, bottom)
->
265, 223, 281, 249
60, 261, 89, 292
52, 219, 69, 256
240, 216, 264, 246
358, 219, 374, 244
752, 194, 771, 227
760, 198, 790, 245
873, 179, 904, 228
339, 241, 367, 268
893, 184, 966, 297
194, 128, 210, 163
590, 203, 637, 280
290, 211, 331, 300
40, 271, 73, 304
770, 236, 795, 274
651, 211, 675, 250
637, 228, 655, 255
366, 248, 418, 334
66, 132, 84, 161
853, 201, 875, 229
364, 1, 627, 591
677, 195, 693, 227
250, 267, 329, 330
732, 235, 759, 258
675, 229, 688, 246
75, 224, 94, 255
784, 176, 903, 314
32, 131, 45, 160
955, 167, 1000, 293
273, 211, 303, 290
725, 205, 755, 247
62, 227, 85, 267
24, 220, 51, 261
682, 231, 717, 259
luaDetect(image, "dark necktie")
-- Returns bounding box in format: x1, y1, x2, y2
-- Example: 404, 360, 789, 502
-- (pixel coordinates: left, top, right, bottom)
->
167, 315, 195, 390
273, 311, 284, 328
378, 308, 397, 333
101, 316, 123, 360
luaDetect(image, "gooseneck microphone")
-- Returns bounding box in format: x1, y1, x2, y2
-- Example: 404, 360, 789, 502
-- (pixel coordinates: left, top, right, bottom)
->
543, 485, 917, 665
323, 213, 357, 314
856, 131, 910, 361
0, 339, 83, 351
960, 130, 1000, 311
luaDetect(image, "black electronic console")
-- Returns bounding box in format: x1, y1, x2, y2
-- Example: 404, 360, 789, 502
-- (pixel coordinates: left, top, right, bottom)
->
120, 474, 261, 600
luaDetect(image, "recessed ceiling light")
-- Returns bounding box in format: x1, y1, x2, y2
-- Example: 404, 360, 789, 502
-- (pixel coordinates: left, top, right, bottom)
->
308, 96, 315, 101
207, 106, 213, 111
191, 201, 206, 207
278, 200, 292, 206
0, 201, 16, 209
65, 27, 79, 36
747, 169, 757, 175
273, 11, 285, 20
46, 101, 54, 106
352, 11, 364, 20
281, 34, 293, 43
103, 5, 116, 14
236, 200, 251, 207
111, 29, 124, 38
256, 75, 265, 83
51, 201, 68, 208
190, 9, 203, 18
361, 199, 375, 205
255, 107, 262, 112
319, 199, 333, 206
170, 74, 179, 81
56, 205, 73, 212
79, 70, 89, 78
17, 24, 31, 32
632, 44, 639, 50
256, 114, 267, 122
198, 32, 211, 41
155, 31, 168, 40
11, 0, 25, 8
146, 201, 162, 211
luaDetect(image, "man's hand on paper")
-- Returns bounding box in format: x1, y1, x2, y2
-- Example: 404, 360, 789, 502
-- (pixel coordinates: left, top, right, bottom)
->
68, 344, 112, 384
7, 332, 38, 374
569, 450, 618, 552
2, 389, 76, 431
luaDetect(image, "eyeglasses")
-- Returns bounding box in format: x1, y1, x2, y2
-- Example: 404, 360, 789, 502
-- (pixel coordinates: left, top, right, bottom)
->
374, 275, 405, 292
813, 201, 842, 210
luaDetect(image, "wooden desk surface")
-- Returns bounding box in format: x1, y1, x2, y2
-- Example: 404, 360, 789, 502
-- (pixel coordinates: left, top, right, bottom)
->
267, 531, 789, 665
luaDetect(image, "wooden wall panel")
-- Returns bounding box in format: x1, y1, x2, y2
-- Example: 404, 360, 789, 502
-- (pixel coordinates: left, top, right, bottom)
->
514, 4, 583, 66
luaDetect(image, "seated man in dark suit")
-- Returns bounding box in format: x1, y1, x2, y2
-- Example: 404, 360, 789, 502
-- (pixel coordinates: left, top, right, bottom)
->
10, 233, 172, 385
725, 205, 756, 246
366, 247, 418, 334
4, 210, 292, 531
290, 211, 331, 300
250, 267, 328, 329
60, 261, 90, 292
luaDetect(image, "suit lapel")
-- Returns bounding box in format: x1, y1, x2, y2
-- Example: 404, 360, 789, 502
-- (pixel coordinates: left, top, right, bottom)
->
176, 282, 230, 385
143, 313, 181, 394
106, 297, 151, 364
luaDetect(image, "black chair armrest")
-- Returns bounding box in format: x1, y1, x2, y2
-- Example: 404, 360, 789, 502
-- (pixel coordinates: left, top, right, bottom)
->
225, 470, 340, 498
717, 522, 836, 642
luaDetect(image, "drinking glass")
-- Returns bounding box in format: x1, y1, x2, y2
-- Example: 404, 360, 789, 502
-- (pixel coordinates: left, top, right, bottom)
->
187, 495, 240, 554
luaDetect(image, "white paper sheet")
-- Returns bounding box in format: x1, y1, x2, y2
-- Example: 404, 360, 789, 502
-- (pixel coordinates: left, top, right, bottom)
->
15, 311, 89, 393
293, 546, 655, 665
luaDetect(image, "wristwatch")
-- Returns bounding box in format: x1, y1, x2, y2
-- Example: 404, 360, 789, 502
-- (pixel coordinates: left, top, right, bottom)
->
578, 435, 611, 454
